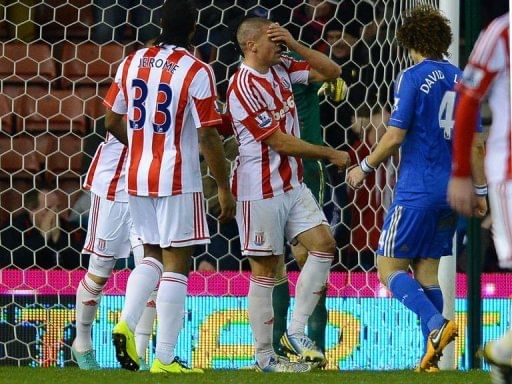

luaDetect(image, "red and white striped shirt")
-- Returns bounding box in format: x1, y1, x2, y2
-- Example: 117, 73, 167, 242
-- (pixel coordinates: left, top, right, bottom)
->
84, 133, 128, 202
454, 14, 510, 183
227, 56, 310, 200
104, 45, 222, 197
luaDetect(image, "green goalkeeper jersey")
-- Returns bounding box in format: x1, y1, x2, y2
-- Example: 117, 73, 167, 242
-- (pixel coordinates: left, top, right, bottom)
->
287, 52, 325, 204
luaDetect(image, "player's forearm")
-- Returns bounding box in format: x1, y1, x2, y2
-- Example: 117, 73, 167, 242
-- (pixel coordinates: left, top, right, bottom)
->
198, 128, 231, 190
290, 42, 340, 81
266, 130, 336, 160
471, 132, 487, 186
366, 127, 404, 169
452, 92, 480, 177
105, 110, 128, 146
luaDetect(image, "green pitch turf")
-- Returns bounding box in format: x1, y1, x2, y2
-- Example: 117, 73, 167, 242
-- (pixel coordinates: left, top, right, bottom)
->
0, 367, 491, 384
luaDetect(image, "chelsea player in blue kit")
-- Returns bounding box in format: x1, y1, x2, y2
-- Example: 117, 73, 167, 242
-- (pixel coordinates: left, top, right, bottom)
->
347, 6, 484, 372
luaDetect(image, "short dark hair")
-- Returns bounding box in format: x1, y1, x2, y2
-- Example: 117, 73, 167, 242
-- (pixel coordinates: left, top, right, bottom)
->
396, 6, 452, 60
235, 17, 272, 55
154, 0, 198, 48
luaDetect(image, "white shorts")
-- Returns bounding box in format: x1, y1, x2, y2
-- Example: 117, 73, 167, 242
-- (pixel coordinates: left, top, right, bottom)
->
236, 184, 328, 256
83, 192, 132, 259
128, 192, 210, 248
489, 182, 512, 269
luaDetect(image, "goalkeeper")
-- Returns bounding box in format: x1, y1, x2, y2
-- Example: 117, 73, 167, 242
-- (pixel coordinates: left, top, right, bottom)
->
272, 51, 347, 364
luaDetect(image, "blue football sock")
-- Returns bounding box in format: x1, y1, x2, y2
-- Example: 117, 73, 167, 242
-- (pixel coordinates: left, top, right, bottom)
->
421, 285, 444, 351
388, 271, 445, 334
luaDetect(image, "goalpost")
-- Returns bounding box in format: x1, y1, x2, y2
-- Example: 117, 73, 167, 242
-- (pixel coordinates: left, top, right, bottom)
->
0, 0, 494, 371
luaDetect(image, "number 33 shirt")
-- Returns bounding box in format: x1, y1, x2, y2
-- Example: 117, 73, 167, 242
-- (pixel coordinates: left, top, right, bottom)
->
104, 45, 221, 197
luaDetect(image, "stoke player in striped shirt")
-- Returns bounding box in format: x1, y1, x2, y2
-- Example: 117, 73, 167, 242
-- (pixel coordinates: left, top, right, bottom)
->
71, 134, 156, 371
227, 17, 350, 372
448, 13, 511, 384
104, 0, 236, 374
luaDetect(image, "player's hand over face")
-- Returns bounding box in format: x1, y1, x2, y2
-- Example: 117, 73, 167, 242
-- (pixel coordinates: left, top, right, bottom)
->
447, 177, 476, 217
346, 165, 366, 189
217, 188, 236, 223
267, 23, 297, 50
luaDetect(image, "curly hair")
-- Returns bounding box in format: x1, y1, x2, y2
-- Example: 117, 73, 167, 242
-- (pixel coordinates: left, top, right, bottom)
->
396, 6, 452, 60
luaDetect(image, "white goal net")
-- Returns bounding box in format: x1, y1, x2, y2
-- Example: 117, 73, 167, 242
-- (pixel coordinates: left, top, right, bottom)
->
0, 0, 508, 371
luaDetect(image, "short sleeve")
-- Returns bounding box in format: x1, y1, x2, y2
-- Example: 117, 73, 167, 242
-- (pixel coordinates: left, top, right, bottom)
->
103, 56, 128, 114
388, 70, 417, 130
280, 55, 310, 86
228, 79, 279, 142
189, 64, 222, 128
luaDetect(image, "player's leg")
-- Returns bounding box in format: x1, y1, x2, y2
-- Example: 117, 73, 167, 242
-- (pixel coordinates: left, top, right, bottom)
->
413, 257, 444, 370
272, 254, 289, 357
480, 182, 512, 383
377, 204, 458, 371
292, 242, 328, 355
281, 185, 333, 366
112, 196, 163, 371
282, 224, 333, 366
73, 193, 130, 370
130, 231, 157, 370
148, 192, 207, 373
237, 197, 311, 373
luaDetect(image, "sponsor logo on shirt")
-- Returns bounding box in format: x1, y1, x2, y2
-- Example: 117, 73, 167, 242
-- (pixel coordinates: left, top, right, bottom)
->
271, 95, 295, 121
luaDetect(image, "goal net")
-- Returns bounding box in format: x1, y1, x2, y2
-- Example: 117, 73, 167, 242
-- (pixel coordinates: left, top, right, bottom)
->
0, 0, 508, 371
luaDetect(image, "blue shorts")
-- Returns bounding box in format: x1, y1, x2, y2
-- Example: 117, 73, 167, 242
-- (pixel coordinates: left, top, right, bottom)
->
377, 203, 456, 259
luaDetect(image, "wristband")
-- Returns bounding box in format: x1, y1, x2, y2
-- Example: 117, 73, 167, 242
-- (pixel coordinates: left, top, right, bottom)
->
474, 184, 488, 196
360, 157, 376, 174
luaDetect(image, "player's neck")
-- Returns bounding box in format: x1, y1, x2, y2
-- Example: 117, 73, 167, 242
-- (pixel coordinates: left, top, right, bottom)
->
242, 58, 270, 74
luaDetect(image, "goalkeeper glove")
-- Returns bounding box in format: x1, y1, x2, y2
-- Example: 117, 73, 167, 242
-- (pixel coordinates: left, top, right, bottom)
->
317, 77, 348, 102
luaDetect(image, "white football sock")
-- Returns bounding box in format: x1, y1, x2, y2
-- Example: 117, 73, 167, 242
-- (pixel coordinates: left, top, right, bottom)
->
121, 257, 163, 331
248, 275, 275, 368
155, 272, 188, 365
135, 289, 157, 359
288, 251, 332, 337
73, 274, 105, 352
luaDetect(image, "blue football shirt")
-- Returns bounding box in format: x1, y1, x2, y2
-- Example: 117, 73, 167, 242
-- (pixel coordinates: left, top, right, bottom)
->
388, 59, 468, 208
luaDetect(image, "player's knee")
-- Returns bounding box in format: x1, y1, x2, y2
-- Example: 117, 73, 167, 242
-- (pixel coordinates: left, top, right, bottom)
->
318, 235, 337, 255
87, 254, 116, 282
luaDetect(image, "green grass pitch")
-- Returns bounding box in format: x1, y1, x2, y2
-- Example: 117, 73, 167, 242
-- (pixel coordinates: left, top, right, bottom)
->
0, 367, 491, 384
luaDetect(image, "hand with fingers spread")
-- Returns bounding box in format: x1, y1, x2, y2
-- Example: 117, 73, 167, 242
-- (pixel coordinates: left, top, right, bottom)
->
267, 22, 298, 51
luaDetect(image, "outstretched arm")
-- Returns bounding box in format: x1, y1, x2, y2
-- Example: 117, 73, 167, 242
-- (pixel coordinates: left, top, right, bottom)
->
263, 129, 350, 171
346, 126, 406, 189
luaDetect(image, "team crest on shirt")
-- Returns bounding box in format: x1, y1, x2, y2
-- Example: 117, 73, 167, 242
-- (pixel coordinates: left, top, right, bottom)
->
280, 77, 290, 89
255, 111, 272, 128
254, 231, 265, 246
97, 238, 106, 252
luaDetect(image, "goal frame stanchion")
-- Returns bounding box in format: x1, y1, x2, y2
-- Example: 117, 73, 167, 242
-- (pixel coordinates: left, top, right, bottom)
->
438, 0, 460, 371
